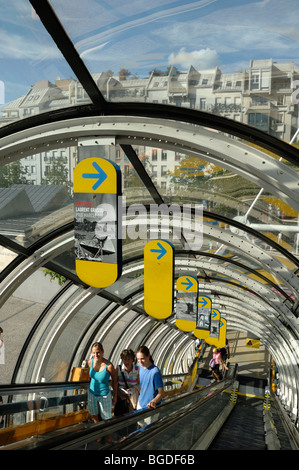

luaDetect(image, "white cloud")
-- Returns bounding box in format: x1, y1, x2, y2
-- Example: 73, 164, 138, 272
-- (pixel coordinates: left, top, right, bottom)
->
0, 29, 61, 61
168, 47, 219, 70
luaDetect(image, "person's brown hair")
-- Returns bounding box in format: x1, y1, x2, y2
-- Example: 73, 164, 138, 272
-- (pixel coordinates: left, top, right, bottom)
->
136, 345, 154, 363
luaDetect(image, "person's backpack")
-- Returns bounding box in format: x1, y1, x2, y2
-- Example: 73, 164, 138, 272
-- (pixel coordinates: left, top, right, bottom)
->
209, 358, 215, 368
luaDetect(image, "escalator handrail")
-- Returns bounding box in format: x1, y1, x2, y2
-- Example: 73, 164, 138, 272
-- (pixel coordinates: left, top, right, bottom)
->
51, 368, 238, 450
107, 377, 237, 450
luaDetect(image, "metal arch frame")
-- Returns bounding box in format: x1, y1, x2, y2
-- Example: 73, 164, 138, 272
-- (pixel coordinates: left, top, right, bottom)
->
0, 0, 296, 424
1, 115, 299, 211
121, 216, 299, 305
157, 332, 194, 376
0, 225, 297, 358
214, 298, 299, 375
0, 231, 74, 308
25, 0, 299, 170
124, 256, 297, 329
225, 312, 299, 419
2, 229, 298, 419
0, 117, 298, 299
0, 213, 297, 315
109, 314, 153, 367
149, 325, 185, 371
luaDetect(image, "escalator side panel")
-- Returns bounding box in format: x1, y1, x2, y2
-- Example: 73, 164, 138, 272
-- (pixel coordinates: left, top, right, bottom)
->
209, 396, 266, 450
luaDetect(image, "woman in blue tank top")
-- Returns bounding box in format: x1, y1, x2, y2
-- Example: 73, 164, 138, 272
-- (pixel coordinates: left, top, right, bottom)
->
87, 342, 117, 423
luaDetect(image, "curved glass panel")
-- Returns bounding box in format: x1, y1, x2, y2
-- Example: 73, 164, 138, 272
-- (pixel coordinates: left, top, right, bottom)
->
0, 141, 155, 249
0, 267, 62, 384
0, 0, 80, 127
134, 141, 299, 256
0, 150, 73, 248
49, 0, 299, 144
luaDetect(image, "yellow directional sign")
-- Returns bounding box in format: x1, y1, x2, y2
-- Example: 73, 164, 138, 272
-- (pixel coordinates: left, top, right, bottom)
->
218, 318, 227, 349
246, 338, 260, 349
206, 317, 226, 348
176, 276, 198, 331
73, 158, 122, 288
205, 308, 221, 346
194, 295, 212, 340
144, 240, 174, 319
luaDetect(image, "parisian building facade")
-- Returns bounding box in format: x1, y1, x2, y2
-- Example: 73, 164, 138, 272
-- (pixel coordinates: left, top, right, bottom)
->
0, 58, 299, 191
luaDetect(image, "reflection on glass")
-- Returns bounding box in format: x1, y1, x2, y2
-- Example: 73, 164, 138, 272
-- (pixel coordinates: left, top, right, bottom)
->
0, 1, 78, 123
0, 149, 74, 248
1, 1, 299, 147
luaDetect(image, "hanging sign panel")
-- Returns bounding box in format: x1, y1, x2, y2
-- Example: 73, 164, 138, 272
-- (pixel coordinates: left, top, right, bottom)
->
176, 276, 198, 331
217, 318, 227, 349
205, 308, 221, 346
210, 308, 221, 338
144, 240, 174, 319
206, 317, 227, 349
194, 295, 212, 340
73, 158, 122, 288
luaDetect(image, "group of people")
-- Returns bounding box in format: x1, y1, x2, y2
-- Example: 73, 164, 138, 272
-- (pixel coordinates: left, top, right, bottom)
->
87, 342, 164, 424
85, 339, 230, 424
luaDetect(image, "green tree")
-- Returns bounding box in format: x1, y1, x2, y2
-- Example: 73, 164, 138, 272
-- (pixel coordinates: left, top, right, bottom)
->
0, 161, 27, 187
42, 157, 72, 194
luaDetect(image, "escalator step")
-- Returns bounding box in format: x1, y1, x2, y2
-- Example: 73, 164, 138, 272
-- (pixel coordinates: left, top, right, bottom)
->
209, 398, 266, 450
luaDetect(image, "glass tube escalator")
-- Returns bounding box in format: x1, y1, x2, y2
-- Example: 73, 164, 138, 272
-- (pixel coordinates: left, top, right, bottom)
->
37, 366, 238, 450
0, 366, 238, 450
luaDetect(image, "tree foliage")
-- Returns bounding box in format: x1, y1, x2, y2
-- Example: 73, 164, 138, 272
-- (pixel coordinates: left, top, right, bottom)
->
0, 161, 27, 187
42, 157, 72, 194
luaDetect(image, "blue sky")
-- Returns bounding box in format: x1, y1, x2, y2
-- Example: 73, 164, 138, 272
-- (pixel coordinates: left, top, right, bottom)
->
1, 0, 299, 104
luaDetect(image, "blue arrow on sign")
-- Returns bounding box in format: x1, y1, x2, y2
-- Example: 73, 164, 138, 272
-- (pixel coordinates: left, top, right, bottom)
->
182, 277, 193, 290
198, 297, 208, 307
82, 161, 107, 190
150, 242, 167, 260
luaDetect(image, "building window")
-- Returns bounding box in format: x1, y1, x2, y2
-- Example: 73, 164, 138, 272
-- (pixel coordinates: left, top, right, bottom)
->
251, 74, 259, 89
250, 70, 270, 90
152, 149, 157, 161
161, 151, 167, 161
161, 165, 167, 176
248, 112, 269, 129
200, 98, 206, 110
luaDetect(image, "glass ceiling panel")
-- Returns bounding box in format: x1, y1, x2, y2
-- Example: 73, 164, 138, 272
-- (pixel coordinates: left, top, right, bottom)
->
0, 0, 82, 127
0, 141, 156, 249
135, 143, 299, 257
49, 0, 299, 144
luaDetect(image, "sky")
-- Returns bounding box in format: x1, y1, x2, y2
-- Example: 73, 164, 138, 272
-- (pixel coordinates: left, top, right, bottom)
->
1, 0, 299, 104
